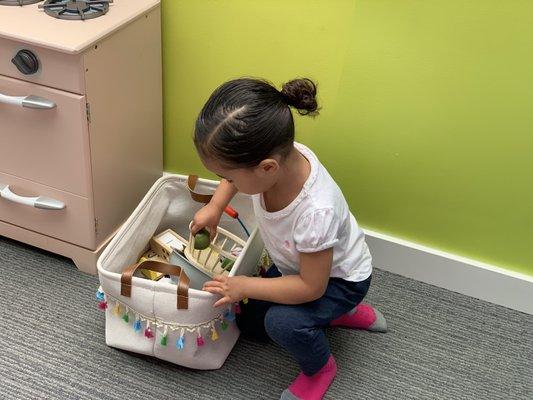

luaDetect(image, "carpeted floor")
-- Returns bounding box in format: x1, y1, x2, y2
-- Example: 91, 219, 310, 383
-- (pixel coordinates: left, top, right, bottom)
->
0, 236, 531, 400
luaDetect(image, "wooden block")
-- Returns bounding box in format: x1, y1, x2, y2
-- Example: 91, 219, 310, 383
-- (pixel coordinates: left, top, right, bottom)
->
150, 229, 188, 261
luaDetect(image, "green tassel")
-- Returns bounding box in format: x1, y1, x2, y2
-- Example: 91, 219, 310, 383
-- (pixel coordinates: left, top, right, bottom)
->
122, 313, 129, 323
160, 334, 168, 346
221, 320, 228, 331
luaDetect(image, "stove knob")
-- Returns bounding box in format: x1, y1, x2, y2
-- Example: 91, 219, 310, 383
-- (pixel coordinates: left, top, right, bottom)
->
11, 49, 40, 75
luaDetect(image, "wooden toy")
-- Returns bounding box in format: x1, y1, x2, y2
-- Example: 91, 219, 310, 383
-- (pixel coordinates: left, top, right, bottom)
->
137, 249, 167, 280
186, 224, 246, 278
143, 224, 246, 288
150, 229, 188, 261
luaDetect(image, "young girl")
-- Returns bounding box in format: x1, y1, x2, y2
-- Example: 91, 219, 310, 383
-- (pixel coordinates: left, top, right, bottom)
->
192, 78, 387, 400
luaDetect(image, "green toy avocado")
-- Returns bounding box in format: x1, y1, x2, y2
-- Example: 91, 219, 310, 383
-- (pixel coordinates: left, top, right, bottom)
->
194, 228, 211, 250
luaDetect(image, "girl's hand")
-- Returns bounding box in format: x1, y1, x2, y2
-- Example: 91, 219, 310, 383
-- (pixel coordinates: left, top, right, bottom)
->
203, 275, 248, 307
191, 203, 223, 241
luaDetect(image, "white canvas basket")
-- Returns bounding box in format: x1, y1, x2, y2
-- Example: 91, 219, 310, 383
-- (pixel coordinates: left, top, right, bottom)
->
97, 174, 264, 370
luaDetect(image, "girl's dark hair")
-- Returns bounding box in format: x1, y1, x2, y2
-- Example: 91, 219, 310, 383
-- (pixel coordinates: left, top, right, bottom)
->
194, 77, 318, 168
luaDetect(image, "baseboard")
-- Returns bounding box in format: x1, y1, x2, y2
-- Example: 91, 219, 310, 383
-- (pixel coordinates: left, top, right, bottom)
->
364, 229, 533, 314
163, 172, 532, 314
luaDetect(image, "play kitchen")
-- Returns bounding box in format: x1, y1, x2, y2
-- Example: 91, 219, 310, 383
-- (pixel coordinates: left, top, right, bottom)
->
0, 0, 162, 273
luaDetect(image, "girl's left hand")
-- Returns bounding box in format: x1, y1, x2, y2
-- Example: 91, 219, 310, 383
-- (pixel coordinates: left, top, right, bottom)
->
203, 275, 248, 307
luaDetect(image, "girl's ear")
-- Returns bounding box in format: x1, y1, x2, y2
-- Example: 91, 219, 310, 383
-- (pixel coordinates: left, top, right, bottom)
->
257, 159, 279, 175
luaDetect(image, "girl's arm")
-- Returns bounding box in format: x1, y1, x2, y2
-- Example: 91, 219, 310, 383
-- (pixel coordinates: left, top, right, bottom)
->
191, 179, 238, 235
209, 179, 239, 213
204, 248, 333, 306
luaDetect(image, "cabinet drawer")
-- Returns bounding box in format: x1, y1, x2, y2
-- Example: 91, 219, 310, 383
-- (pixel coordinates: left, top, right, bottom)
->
0, 37, 85, 94
0, 74, 92, 197
0, 172, 95, 249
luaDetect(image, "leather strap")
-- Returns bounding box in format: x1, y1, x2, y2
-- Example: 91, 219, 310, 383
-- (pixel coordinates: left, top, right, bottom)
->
120, 260, 190, 310
187, 175, 212, 204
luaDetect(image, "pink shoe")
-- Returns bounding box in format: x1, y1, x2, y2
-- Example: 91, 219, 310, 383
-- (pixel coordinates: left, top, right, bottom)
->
280, 355, 337, 400
330, 303, 387, 332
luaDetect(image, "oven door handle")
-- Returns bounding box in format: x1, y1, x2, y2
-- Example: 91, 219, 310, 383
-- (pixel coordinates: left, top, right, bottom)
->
0, 184, 65, 210
0, 92, 56, 110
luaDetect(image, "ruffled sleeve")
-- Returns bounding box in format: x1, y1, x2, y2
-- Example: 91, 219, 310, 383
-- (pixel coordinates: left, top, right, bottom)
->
293, 208, 340, 253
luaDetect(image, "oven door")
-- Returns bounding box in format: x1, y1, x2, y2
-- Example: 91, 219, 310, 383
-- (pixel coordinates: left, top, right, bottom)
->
0, 74, 92, 197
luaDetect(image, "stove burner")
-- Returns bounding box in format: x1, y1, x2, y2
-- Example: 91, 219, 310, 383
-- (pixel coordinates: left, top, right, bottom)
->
0, 0, 42, 5
39, 0, 112, 20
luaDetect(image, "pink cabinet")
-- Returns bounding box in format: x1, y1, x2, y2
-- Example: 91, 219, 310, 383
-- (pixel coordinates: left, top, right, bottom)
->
0, 2, 162, 274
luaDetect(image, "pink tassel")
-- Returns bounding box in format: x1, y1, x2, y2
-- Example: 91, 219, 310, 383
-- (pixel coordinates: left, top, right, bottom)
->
234, 303, 241, 314
98, 301, 108, 310
144, 326, 154, 339
197, 335, 205, 346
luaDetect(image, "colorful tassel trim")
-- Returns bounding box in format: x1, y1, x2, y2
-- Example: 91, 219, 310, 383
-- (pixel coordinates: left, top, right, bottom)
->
97, 290, 233, 351
160, 326, 169, 347
133, 318, 142, 332
224, 309, 235, 322
211, 323, 219, 341
96, 289, 105, 301
176, 330, 185, 350
144, 322, 154, 339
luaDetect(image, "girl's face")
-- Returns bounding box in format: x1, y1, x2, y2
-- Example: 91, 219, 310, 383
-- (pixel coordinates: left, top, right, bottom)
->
201, 156, 280, 195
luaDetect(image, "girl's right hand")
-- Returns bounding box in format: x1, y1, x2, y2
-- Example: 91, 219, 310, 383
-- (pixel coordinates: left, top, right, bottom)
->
191, 203, 223, 241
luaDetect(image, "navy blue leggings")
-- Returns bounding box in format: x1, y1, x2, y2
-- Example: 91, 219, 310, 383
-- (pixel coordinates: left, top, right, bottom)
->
236, 265, 371, 376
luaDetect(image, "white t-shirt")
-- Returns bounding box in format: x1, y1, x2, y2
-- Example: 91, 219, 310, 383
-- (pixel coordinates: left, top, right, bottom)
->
252, 142, 372, 282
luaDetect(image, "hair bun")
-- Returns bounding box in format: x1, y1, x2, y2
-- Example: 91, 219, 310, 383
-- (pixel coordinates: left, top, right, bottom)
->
280, 78, 319, 115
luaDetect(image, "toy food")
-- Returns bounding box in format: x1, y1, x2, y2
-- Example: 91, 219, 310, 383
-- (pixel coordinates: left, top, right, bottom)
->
220, 257, 235, 271
194, 228, 211, 250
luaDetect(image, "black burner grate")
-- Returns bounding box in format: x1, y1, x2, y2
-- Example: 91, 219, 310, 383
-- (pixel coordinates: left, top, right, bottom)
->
39, 0, 112, 20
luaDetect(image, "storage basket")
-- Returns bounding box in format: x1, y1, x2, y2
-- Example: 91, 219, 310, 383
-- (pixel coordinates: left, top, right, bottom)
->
96, 174, 264, 370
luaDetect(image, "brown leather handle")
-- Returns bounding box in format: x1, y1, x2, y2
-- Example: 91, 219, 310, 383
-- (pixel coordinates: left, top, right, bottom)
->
187, 175, 213, 204
120, 260, 190, 310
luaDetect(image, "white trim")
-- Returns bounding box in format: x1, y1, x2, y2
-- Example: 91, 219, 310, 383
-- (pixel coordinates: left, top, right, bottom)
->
163, 172, 532, 314
364, 229, 533, 314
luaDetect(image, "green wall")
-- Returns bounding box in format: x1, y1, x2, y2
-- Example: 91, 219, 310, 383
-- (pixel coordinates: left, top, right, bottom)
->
162, 0, 533, 276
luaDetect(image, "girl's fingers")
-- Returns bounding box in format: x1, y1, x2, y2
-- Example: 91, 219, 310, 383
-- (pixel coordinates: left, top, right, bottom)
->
190, 222, 199, 235
209, 226, 218, 241
203, 280, 223, 288
203, 287, 225, 296
214, 296, 232, 308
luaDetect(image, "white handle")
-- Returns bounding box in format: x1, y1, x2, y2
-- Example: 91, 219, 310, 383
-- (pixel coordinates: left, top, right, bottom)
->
0, 184, 65, 210
0, 92, 56, 109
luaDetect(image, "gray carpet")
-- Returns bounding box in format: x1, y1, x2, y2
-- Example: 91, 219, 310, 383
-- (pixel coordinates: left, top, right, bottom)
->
0, 237, 531, 400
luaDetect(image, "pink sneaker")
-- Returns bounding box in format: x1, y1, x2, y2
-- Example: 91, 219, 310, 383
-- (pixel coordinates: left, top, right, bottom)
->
280, 355, 337, 400
330, 303, 387, 332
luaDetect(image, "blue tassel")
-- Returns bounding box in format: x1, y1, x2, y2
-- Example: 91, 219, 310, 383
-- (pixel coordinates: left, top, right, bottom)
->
95, 290, 105, 301
133, 319, 142, 332
224, 309, 235, 322
176, 335, 185, 350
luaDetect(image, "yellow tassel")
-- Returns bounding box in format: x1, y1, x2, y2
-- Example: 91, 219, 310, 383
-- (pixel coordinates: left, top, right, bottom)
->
113, 302, 121, 317
243, 297, 249, 304
211, 327, 219, 341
